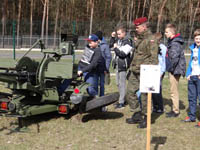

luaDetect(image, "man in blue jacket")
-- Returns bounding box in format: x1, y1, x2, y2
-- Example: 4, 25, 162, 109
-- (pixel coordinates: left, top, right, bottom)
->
95, 31, 112, 97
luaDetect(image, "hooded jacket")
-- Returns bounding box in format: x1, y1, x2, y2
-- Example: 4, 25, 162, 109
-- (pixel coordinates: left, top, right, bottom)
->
113, 36, 133, 72
186, 43, 200, 77
166, 33, 186, 76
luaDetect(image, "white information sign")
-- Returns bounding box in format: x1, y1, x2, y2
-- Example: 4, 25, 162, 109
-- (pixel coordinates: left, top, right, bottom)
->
140, 65, 160, 93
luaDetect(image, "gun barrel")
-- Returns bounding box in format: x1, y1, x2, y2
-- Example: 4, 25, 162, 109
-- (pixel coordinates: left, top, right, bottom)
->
0, 67, 15, 70
0, 71, 36, 83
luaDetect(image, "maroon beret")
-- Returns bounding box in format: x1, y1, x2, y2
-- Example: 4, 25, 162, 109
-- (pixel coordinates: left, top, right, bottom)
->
133, 17, 148, 26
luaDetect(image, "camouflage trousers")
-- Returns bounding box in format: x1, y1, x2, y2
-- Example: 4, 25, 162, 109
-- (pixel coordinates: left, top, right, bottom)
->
126, 71, 147, 115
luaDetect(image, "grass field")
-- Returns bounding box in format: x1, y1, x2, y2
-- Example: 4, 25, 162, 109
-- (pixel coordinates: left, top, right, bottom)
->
0, 75, 200, 150
0, 54, 199, 150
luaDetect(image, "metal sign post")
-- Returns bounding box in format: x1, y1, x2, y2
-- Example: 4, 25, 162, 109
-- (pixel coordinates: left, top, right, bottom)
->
13, 20, 16, 60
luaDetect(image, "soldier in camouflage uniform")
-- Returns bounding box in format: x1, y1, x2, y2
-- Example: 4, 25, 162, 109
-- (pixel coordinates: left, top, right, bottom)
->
126, 17, 159, 128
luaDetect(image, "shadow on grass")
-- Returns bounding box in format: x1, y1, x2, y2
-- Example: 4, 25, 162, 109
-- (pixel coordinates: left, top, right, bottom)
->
151, 136, 167, 150
195, 105, 200, 121
151, 112, 163, 124
163, 98, 186, 111
184, 102, 200, 120
6, 112, 61, 134
82, 111, 124, 122
0, 127, 7, 131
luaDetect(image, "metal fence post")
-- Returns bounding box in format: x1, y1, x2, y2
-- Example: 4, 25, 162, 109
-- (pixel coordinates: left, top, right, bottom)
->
13, 20, 16, 60
72, 21, 76, 63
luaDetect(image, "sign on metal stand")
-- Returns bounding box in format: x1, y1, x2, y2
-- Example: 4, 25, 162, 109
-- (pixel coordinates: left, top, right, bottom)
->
140, 65, 160, 150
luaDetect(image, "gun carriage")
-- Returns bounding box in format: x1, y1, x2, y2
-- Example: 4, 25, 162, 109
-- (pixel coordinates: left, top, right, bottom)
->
0, 34, 118, 130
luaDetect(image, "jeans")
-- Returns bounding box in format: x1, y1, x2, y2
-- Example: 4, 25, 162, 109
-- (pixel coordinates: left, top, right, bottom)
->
83, 72, 98, 97
188, 75, 200, 120
96, 73, 105, 97
136, 90, 142, 109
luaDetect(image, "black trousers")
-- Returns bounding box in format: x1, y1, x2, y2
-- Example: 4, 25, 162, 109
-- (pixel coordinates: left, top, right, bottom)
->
152, 74, 165, 111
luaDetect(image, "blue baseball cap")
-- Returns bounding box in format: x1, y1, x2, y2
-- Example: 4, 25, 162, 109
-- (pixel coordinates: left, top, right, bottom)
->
84, 34, 99, 42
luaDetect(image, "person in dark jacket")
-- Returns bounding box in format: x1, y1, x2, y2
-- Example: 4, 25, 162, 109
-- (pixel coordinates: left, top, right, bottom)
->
95, 31, 112, 97
164, 24, 186, 118
113, 25, 133, 109
78, 34, 102, 97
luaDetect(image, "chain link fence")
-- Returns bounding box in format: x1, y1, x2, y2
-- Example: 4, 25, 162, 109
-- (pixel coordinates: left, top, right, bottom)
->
0, 35, 193, 53
0, 20, 196, 52
0, 35, 95, 49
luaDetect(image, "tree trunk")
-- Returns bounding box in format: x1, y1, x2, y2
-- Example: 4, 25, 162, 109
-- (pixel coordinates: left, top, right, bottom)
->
53, 0, 60, 48
110, 0, 113, 14
156, 0, 168, 32
142, 0, 147, 17
59, 3, 63, 41
129, 0, 134, 25
127, 0, 130, 28
175, 0, 178, 15
189, 0, 193, 26
87, 0, 89, 18
17, 0, 22, 48
148, 0, 152, 19
30, 0, 34, 45
2, 0, 8, 47
41, 0, 47, 40
45, 0, 49, 46
136, 0, 141, 18
89, 0, 94, 34
119, 0, 123, 21
132, 0, 136, 20
12, 1, 15, 20
188, 0, 200, 47
104, 0, 107, 18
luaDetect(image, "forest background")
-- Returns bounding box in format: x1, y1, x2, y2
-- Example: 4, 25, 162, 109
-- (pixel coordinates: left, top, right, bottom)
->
1, 0, 200, 48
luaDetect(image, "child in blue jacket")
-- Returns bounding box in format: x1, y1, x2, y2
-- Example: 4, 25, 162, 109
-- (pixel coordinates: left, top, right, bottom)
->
183, 29, 200, 127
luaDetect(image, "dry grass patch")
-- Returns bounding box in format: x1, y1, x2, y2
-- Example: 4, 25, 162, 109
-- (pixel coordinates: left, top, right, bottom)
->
0, 75, 200, 150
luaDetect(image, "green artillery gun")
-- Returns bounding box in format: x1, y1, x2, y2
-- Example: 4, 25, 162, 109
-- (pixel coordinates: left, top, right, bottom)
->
0, 34, 118, 130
